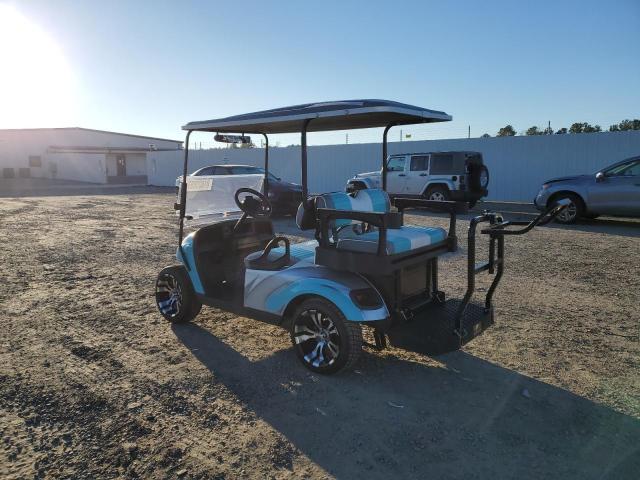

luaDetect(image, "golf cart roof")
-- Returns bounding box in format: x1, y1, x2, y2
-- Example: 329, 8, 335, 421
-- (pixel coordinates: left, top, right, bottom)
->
183, 99, 452, 134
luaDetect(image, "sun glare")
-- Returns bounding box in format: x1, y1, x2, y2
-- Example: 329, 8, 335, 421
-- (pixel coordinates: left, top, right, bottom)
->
0, 4, 76, 128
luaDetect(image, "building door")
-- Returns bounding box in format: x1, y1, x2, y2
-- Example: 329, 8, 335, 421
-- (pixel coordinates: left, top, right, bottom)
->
116, 154, 126, 176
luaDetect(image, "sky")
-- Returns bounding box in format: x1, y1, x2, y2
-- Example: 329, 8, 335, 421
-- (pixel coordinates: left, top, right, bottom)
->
0, 0, 638, 147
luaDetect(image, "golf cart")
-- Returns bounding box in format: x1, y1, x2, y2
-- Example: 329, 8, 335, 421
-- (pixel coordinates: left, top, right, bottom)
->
156, 99, 569, 374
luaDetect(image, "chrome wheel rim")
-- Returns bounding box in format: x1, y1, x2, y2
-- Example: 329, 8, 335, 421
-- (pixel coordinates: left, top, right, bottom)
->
556, 201, 577, 222
480, 170, 489, 188
293, 309, 340, 368
429, 191, 445, 201
156, 274, 183, 318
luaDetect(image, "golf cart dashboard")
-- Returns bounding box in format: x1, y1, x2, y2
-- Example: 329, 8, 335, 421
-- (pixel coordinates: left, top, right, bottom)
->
195, 218, 274, 250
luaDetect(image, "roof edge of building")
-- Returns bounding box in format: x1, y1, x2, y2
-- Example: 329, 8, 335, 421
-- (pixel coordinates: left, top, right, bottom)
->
0, 127, 182, 144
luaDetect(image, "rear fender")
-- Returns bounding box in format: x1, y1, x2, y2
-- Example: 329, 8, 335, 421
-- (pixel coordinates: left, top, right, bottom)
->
421, 180, 455, 196
246, 265, 388, 322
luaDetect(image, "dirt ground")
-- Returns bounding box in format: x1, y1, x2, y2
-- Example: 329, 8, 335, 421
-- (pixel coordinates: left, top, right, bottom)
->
1, 190, 639, 479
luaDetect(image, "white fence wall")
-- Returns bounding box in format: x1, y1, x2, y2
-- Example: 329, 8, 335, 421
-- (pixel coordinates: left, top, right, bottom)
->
147, 131, 640, 202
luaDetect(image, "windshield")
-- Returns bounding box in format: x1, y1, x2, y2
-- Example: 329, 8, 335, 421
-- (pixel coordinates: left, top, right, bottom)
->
180, 174, 264, 223
228, 166, 279, 181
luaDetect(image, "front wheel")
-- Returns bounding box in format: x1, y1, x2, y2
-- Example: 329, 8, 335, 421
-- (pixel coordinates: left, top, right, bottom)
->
155, 265, 202, 323
552, 193, 584, 224
290, 298, 363, 374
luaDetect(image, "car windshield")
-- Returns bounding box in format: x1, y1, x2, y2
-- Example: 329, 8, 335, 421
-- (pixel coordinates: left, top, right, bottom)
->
229, 166, 279, 181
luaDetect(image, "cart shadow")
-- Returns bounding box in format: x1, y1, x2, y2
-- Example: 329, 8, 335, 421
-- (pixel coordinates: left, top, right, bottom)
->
172, 323, 639, 479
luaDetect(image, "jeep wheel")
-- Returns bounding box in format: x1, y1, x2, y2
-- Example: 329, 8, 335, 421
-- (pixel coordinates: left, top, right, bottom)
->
425, 186, 450, 202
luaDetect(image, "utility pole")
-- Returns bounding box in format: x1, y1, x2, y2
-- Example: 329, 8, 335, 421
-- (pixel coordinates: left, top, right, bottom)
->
346, 133, 349, 144
400, 129, 403, 142
468, 125, 470, 139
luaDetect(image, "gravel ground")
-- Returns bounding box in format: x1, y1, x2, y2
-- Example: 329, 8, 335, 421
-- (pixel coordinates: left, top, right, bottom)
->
1, 191, 638, 479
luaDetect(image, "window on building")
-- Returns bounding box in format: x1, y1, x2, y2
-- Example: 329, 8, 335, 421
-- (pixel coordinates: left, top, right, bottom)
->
28, 155, 42, 167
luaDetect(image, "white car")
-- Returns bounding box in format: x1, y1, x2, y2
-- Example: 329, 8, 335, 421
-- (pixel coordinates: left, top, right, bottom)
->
346, 151, 489, 205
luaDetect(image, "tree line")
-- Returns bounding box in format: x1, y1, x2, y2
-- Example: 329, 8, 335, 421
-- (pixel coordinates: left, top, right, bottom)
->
482, 119, 640, 137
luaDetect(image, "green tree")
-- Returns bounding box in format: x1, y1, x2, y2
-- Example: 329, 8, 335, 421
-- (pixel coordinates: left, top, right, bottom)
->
555, 127, 568, 134
569, 122, 601, 134
497, 125, 516, 136
609, 119, 640, 131
526, 126, 544, 135
569, 122, 585, 133
481, 133, 491, 138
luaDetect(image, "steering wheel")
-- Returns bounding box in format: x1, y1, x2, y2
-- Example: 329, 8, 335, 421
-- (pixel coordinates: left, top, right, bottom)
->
233, 188, 272, 231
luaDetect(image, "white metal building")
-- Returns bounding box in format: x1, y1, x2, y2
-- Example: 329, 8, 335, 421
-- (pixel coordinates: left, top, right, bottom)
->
148, 130, 640, 202
0, 127, 182, 184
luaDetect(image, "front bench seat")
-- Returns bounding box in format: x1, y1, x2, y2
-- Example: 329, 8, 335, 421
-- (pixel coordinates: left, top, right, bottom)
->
315, 189, 448, 255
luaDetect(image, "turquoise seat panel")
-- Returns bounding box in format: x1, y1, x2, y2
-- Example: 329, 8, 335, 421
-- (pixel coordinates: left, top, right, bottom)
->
336, 225, 447, 255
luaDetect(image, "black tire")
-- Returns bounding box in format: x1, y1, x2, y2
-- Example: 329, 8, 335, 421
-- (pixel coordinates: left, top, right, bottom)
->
424, 185, 450, 202
155, 265, 202, 323
346, 182, 366, 193
290, 298, 363, 374
551, 193, 584, 224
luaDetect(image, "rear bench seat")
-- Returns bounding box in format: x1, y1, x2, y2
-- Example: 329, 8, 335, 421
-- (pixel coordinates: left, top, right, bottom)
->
316, 189, 447, 255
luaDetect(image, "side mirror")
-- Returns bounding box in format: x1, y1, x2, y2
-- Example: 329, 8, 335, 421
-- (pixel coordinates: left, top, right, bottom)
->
277, 177, 282, 181
595, 172, 605, 182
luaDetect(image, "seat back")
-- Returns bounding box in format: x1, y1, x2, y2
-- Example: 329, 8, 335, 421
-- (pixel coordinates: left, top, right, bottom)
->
296, 189, 392, 234
313, 188, 392, 238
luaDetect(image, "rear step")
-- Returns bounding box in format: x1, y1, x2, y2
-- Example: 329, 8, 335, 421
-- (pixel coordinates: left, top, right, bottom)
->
387, 300, 495, 356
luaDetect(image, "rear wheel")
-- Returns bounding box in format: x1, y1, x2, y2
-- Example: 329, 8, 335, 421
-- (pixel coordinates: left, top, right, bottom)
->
425, 185, 450, 202
290, 298, 362, 374
552, 193, 584, 224
155, 266, 202, 323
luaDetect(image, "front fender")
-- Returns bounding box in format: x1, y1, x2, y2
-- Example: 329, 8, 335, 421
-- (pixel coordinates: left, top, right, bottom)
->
176, 232, 205, 294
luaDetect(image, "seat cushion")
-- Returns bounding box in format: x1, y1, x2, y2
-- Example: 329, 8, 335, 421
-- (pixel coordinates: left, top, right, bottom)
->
336, 225, 447, 255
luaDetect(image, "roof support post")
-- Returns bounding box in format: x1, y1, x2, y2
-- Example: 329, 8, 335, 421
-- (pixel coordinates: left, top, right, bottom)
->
178, 130, 192, 246
301, 119, 312, 204
262, 133, 269, 197
382, 123, 396, 192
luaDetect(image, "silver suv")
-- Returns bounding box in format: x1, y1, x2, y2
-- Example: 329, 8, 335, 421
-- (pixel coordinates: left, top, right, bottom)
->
534, 156, 640, 223
346, 151, 489, 205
